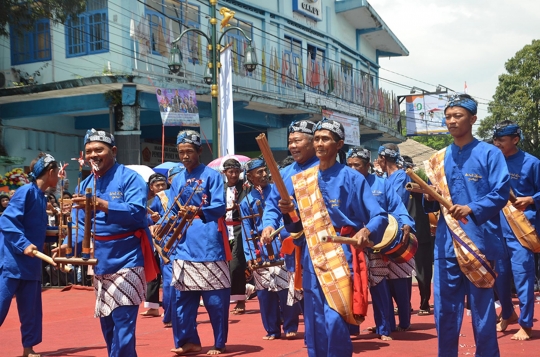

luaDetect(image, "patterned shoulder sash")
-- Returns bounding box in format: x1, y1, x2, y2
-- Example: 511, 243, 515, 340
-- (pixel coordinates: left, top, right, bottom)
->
502, 202, 540, 253
425, 148, 497, 288
291, 165, 358, 325
156, 191, 169, 212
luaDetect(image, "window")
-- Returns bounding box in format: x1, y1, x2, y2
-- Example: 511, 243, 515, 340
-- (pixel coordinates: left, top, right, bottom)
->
284, 35, 302, 86
66, 0, 108, 57
10, 19, 51, 65
224, 18, 253, 75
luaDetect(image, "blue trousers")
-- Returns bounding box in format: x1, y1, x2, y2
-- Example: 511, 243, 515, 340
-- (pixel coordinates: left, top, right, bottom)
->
434, 258, 499, 357
303, 266, 352, 357
99, 305, 139, 357
370, 279, 392, 336
161, 260, 173, 324
388, 277, 412, 330
494, 237, 535, 327
172, 288, 230, 349
257, 288, 299, 337
0, 274, 42, 348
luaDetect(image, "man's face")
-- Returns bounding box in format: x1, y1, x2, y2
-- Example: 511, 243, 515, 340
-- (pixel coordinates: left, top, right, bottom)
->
150, 180, 167, 195
493, 135, 519, 157
85, 142, 117, 174
288, 132, 315, 165
224, 168, 241, 186
247, 167, 268, 188
313, 129, 343, 162
377, 155, 388, 173
1, 197, 9, 207
177, 143, 201, 171
347, 157, 369, 176
444, 106, 477, 139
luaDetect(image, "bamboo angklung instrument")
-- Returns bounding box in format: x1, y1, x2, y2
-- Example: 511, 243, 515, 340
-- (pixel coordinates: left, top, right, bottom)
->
32, 250, 72, 273
405, 182, 427, 194
405, 168, 468, 224
255, 133, 299, 223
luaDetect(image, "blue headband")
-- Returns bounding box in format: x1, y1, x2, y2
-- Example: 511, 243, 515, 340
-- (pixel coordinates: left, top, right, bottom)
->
289, 120, 316, 135
28, 154, 56, 182
445, 95, 478, 115
347, 147, 370, 161
378, 146, 400, 159
168, 165, 184, 178
245, 158, 265, 172
314, 119, 345, 140
176, 130, 201, 146
84, 128, 115, 147
493, 123, 523, 139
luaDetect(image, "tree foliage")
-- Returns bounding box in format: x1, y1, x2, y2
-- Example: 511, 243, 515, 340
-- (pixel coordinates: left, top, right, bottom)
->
411, 134, 454, 151
477, 40, 540, 158
0, 0, 86, 38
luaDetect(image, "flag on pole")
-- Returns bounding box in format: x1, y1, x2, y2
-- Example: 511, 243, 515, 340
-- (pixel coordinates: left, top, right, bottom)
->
464, 81, 468, 93
306, 57, 312, 87
219, 46, 235, 156
281, 51, 288, 85
312, 60, 321, 89
297, 57, 304, 85
273, 48, 279, 85
327, 64, 334, 94
261, 47, 267, 85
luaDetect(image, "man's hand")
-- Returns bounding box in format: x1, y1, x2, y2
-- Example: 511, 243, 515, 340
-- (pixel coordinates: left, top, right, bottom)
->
402, 224, 412, 238
513, 196, 533, 211
448, 204, 472, 221
23, 244, 38, 257
151, 212, 161, 223
277, 196, 295, 215
50, 244, 68, 258
261, 226, 275, 245
352, 228, 373, 250
424, 185, 441, 202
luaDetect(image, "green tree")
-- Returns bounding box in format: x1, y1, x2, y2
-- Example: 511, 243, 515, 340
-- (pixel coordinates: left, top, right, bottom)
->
0, 0, 86, 38
411, 134, 454, 151
477, 40, 540, 158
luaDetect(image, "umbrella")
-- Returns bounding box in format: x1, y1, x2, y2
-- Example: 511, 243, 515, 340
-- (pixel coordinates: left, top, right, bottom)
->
125, 165, 156, 182
153, 161, 184, 177
207, 154, 251, 171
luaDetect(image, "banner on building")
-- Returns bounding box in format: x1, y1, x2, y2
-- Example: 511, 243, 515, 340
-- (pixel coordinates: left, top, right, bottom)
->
141, 142, 182, 166
155, 88, 200, 126
219, 46, 235, 156
405, 93, 449, 136
322, 109, 360, 147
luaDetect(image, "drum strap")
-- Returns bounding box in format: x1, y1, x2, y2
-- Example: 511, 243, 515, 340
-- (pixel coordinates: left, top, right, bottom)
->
425, 148, 497, 288
292, 165, 359, 325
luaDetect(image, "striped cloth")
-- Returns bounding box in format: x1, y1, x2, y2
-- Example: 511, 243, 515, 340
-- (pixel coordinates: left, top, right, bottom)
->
253, 265, 289, 292
292, 165, 357, 325
366, 251, 389, 287
94, 266, 146, 318
172, 260, 231, 291
425, 149, 497, 289
387, 258, 416, 280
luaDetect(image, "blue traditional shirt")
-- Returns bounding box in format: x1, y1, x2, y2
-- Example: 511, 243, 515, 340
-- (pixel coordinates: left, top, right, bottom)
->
0, 182, 48, 280
386, 169, 411, 208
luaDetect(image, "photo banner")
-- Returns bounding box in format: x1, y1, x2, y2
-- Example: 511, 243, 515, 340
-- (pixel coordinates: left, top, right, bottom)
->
405, 93, 449, 136
156, 88, 200, 126
322, 109, 360, 147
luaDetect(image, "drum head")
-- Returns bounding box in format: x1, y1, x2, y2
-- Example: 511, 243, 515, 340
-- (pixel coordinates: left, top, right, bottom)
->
372, 214, 398, 250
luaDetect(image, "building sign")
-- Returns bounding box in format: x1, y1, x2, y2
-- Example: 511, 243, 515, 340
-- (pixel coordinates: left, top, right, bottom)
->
156, 88, 200, 126
322, 109, 361, 147
141, 142, 181, 166
293, 0, 322, 22
404, 93, 449, 136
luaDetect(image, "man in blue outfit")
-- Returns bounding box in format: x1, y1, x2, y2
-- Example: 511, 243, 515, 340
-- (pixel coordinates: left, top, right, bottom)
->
168, 130, 229, 356
424, 94, 510, 357
0, 153, 59, 357
69, 129, 158, 357
492, 120, 540, 341
263, 119, 388, 357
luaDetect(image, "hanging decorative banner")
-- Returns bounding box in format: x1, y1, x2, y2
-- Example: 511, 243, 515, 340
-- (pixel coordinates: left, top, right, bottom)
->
322, 109, 360, 147
156, 88, 200, 126
405, 93, 449, 136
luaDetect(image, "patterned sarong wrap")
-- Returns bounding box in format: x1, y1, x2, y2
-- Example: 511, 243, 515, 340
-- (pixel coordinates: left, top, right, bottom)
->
94, 266, 146, 317
502, 203, 540, 253
291, 165, 359, 325
425, 149, 497, 288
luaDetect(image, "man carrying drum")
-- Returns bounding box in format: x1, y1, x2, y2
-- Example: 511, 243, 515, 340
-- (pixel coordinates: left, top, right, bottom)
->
492, 120, 540, 341
346, 147, 416, 340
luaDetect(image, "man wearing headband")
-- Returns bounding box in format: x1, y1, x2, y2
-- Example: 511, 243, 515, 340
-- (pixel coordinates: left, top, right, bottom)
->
377, 143, 416, 331
147, 166, 184, 328
240, 158, 301, 340
347, 148, 415, 340
140, 173, 168, 319
221, 158, 249, 315
167, 130, 229, 355
492, 120, 540, 341
265, 119, 387, 357
66, 128, 158, 357
0, 153, 59, 357
423, 94, 510, 356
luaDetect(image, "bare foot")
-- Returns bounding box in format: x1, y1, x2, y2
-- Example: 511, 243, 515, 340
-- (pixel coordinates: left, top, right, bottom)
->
231, 300, 245, 315
22, 347, 41, 357
380, 335, 393, 341
496, 311, 519, 332
511, 327, 532, 341
262, 335, 276, 340
396, 326, 410, 332
164, 322, 172, 328
286, 332, 297, 339
171, 343, 203, 355
140, 308, 160, 317
207, 346, 226, 355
